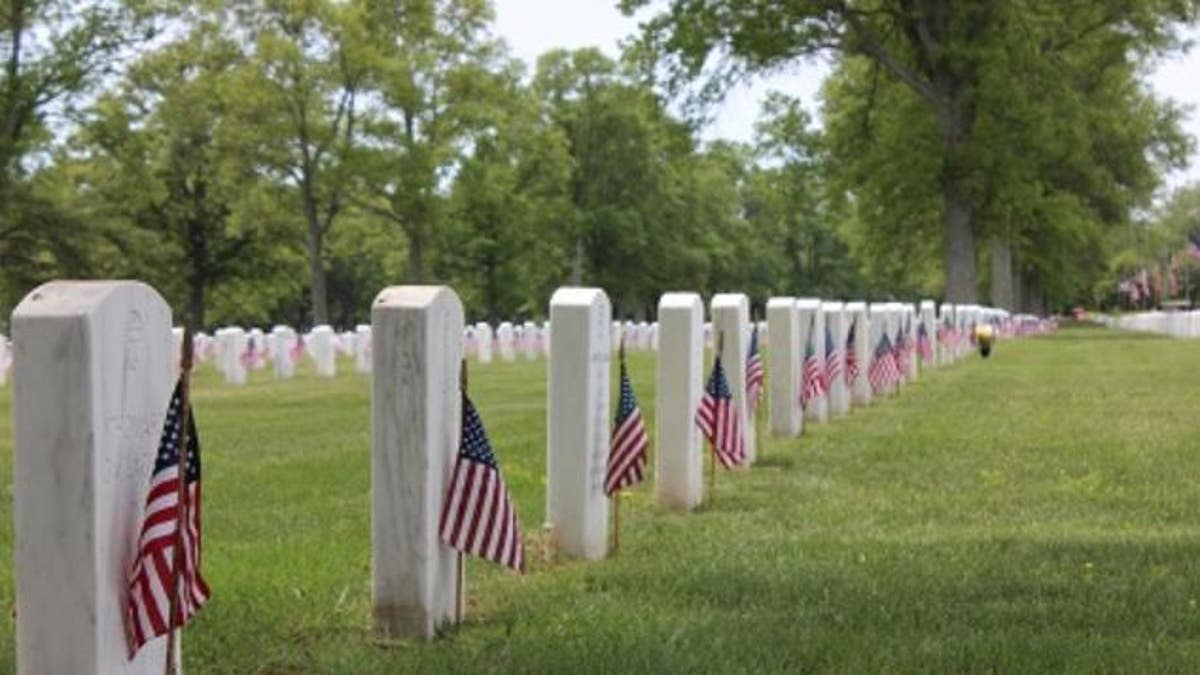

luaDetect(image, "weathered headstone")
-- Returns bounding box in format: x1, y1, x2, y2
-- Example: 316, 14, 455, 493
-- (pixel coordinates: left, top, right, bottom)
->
797, 298, 828, 422
310, 325, 337, 377
903, 304, 919, 380
248, 327, 267, 370
845, 302, 871, 406
766, 297, 801, 436
868, 303, 894, 395
370, 286, 463, 639
656, 292, 704, 510
271, 325, 297, 379
217, 326, 248, 385
496, 322, 516, 362
355, 324, 372, 373
920, 300, 937, 369
522, 321, 539, 360
546, 287, 611, 559
0, 334, 11, 386
13, 281, 174, 674
824, 301, 850, 417
474, 322, 493, 363
711, 293, 754, 462
937, 303, 954, 366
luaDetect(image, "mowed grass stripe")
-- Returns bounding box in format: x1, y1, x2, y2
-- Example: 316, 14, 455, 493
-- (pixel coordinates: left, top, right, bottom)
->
1, 326, 1199, 672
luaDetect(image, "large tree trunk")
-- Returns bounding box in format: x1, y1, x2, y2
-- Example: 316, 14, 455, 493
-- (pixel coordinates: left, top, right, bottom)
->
187, 276, 206, 330
990, 240, 1014, 310
942, 175, 976, 303
570, 237, 583, 285
406, 227, 424, 283
307, 225, 329, 325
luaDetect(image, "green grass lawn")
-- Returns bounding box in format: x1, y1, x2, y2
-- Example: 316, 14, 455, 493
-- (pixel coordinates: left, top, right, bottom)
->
2, 326, 1200, 672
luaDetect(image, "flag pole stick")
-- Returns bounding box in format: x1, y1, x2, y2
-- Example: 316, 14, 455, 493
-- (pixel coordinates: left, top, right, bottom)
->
611, 336, 626, 555
456, 358, 467, 624
752, 313, 765, 458
708, 331, 723, 506
164, 324, 195, 675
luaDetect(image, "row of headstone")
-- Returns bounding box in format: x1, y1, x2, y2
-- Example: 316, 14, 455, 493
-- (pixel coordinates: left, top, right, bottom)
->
1098, 309, 1200, 338
171, 323, 375, 385
9, 280, 1039, 673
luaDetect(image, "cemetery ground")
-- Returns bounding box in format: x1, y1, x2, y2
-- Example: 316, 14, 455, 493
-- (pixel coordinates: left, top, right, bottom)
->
2, 326, 1200, 672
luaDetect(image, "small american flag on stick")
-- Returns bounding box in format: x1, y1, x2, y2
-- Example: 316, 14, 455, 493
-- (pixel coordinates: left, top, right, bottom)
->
125, 379, 210, 659
696, 348, 745, 469
605, 353, 648, 496
824, 325, 842, 389
893, 325, 910, 379
869, 332, 897, 394
844, 319, 860, 386
800, 320, 826, 407
916, 321, 933, 364
745, 325, 764, 417
439, 393, 524, 572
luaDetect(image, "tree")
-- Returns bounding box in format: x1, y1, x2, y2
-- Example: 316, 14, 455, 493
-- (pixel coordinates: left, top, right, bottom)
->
0, 0, 152, 309
434, 66, 573, 320
354, 0, 502, 283
622, 0, 1199, 303
230, 0, 368, 324
75, 24, 284, 328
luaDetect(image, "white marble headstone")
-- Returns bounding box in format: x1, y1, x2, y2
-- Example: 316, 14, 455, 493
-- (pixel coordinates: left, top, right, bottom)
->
546, 287, 611, 559
656, 293, 704, 510
766, 297, 801, 437
845, 302, 871, 406
370, 286, 463, 638
310, 325, 337, 377
496, 322, 516, 362
13, 280, 174, 674
474, 322, 493, 363
797, 298, 828, 422
920, 300, 938, 369
355, 324, 372, 374
824, 301, 850, 417
711, 293, 754, 463
522, 321, 539, 360
271, 325, 297, 379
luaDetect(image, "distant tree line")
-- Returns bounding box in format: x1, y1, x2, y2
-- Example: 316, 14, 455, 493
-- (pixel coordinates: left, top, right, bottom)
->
1, 0, 1196, 329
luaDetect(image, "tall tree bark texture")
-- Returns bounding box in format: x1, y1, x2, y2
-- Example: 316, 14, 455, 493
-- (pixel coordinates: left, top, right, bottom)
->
843, 0, 987, 303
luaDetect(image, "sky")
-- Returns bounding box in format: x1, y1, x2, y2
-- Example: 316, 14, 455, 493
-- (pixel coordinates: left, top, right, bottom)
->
493, 0, 1200, 191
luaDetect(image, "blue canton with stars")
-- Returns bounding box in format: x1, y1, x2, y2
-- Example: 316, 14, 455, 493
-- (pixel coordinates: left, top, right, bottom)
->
846, 318, 856, 346
153, 381, 201, 482
706, 357, 733, 399
825, 325, 836, 354
615, 363, 639, 424
460, 395, 498, 469
875, 332, 893, 359
747, 326, 759, 358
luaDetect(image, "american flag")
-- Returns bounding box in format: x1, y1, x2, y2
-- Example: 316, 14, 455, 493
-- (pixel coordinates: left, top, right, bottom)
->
824, 324, 842, 389
239, 336, 256, 369
289, 333, 305, 365
439, 394, 524, 572
800, 324, 826, 407
125, 380, 210, 658
745, 325, 765, 416
916, 321, 933, 364
844, 319, 860, 386
893, 326, 910, 378
868, 332, 897, 394
1187, 232, 1200, 261
696, 354, 745, 469
605, 359, 648, 495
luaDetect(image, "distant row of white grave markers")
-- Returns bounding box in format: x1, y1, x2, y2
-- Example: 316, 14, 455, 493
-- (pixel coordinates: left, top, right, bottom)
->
9, 280, 1051, 674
